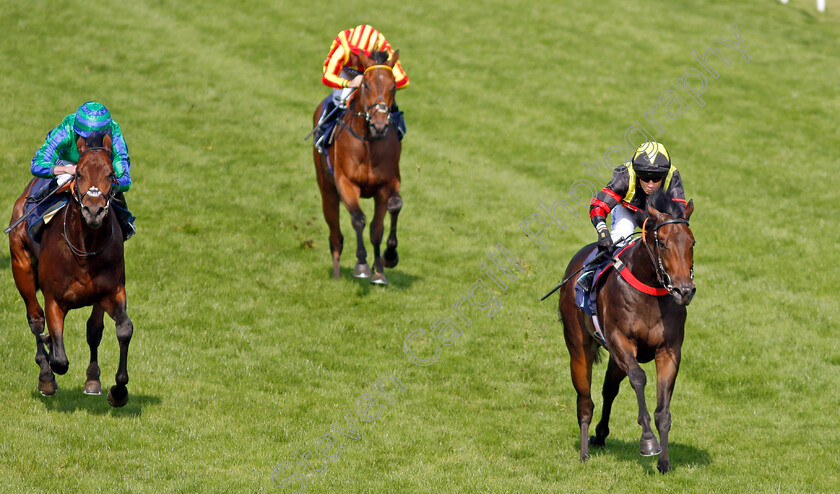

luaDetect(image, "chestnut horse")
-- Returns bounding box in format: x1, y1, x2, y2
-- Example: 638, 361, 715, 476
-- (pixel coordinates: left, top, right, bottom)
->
559, 189, 695, 473
312, 50, 402, 285
9, 132, 134, 407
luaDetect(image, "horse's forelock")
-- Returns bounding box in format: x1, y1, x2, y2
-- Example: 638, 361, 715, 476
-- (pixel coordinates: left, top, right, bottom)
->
646, 188, 684, 220
84, 131, 109, 149
370, 50, 389, 64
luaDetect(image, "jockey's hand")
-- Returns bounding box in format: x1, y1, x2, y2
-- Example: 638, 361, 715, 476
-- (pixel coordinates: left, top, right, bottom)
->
346, 75, 363, 88
52, 164, 77, 176
596, 223, 613, 252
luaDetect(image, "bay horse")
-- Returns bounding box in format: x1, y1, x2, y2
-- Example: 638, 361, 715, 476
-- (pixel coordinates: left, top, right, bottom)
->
312, 50, 402, 285
8, 132, 134, 407
559, 189, 695, 473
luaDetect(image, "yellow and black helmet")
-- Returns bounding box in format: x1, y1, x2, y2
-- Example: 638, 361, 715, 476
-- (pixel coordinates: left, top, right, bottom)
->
631, 142, 671, 177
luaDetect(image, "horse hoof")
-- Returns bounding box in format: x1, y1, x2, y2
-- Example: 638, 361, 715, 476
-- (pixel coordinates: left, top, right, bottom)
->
589, 435, 605, 448
383, 251, 399, 268
84, 380, 102, 395
38, 379, 58, 397
370, 273, 388, 285
49, 359, 69, 376
353, 263, 371, 278
640, 437, 661, 457
107, 386, 129, 408
657, 459, 671, 474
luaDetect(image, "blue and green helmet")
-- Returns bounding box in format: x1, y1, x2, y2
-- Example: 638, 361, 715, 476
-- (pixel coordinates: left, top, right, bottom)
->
73, 101, 112, 137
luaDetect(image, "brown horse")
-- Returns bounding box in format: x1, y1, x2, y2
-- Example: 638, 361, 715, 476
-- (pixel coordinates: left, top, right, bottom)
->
312, 50, 402, 285
9, 133, 134, 407
559, 189, 695, 473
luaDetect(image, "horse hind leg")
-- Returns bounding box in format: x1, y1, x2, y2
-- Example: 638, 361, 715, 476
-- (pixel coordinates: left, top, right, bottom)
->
315, 152, 344, 279
83, 304, 105, 395
568, 350, 596, 461
382, 194, 402, 269
590, 355, 627, 448
10, 245, 55, 395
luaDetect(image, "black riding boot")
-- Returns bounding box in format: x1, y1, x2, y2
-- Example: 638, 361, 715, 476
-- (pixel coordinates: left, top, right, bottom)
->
391, 103, 406, 141
112, 192, 136, 241
315, 98, 341, 155
576, 269, 595, 293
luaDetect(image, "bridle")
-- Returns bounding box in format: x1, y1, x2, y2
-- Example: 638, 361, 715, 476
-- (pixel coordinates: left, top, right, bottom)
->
63, 146, 118, 257
642, 217, 693, 293
340, 64, 394, 141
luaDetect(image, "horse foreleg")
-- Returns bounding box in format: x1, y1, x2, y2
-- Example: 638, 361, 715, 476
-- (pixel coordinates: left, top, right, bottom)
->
103, 287, 133, 408
654, 348, 681, 473
84, 304, 105, 395
44, 297, 69, 376
382, 193, 402, 269
369, 192, 389, 285
591, 355, 627, 448
610, 338, 660, 457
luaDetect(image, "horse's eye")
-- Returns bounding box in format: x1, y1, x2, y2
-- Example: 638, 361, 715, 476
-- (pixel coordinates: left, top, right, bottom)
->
657, 240, 666, 248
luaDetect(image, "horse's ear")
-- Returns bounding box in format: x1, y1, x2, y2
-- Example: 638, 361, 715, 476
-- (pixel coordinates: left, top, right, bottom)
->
683, 199, 694, 221
357, 50, 371, 68
77, 136, 87, 154
387, 50, 399, 68
103, 133, 112, 150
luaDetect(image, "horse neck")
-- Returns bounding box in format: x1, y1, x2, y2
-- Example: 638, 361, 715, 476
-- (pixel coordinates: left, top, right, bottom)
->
624, 237, 660, 287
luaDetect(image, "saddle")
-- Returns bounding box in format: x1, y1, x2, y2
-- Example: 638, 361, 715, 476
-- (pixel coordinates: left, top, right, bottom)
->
23, 177, 72, 244
573, 241, 640, 348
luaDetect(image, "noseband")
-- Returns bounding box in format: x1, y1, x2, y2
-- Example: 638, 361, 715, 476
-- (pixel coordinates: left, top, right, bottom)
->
642, 218, 692, 293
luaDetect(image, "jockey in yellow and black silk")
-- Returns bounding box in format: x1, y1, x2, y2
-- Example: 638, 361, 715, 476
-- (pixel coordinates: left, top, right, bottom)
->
578, 142, 687, 291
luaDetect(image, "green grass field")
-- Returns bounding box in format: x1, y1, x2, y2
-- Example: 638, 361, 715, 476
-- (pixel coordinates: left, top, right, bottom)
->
1, 0, 838, 492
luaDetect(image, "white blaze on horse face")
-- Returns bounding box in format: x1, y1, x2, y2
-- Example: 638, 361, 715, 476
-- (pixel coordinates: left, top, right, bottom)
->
85, 186, 103, 198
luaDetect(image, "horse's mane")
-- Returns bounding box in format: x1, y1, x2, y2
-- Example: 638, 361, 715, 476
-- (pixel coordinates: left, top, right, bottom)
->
646, 188, 685, 219
369, 50, 390, 64
83, 131, 108, 149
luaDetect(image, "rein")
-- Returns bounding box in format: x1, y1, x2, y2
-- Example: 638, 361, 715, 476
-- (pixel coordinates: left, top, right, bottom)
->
62, 201, 114, 258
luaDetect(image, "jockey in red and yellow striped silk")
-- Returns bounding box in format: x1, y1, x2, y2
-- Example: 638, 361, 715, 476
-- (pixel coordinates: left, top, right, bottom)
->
321, 24, 409, 90
313, 25, 408, 155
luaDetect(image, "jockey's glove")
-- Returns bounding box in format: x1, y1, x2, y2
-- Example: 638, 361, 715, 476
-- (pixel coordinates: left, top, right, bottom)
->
595, 222, 613, 251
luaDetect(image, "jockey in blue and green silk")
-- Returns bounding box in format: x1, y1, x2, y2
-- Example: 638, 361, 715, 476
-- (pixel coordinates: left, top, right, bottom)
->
30, 102, 136, 240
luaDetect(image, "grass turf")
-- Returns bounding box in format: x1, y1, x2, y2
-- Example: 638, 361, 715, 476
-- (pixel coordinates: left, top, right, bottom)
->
0, 0, 838, 492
